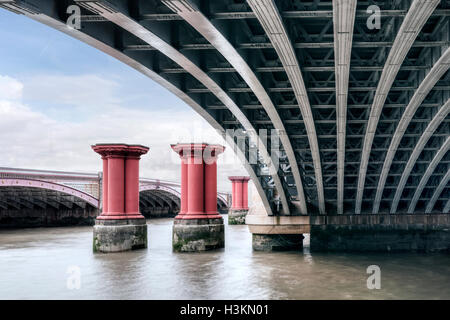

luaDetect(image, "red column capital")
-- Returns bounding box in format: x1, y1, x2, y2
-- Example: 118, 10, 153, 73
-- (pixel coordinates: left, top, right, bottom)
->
92, 143, 149, 220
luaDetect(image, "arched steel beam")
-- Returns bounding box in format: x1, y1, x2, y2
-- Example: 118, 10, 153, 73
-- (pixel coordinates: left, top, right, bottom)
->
0, 200, 7, 210
217, 193, 228, 206
0, 198, 20, 210
355, 0, 440, 214
404, 137, 450, 213
444, 197, 450, 214
391, 136, 450, 213
0, 178, 98, 207
2, 0, 274, 215
160, 0, 305, 214
75, 0, 289, 214
140, 184, 181, 199
373, 48, 450, 214
153, 190, 179, 209
246, 0, 327, 214
332, 0, 357, 214
384, 99, 450, 213
425, 169, 450, 213
144, 192, 167, 208
140, 193, 157, 208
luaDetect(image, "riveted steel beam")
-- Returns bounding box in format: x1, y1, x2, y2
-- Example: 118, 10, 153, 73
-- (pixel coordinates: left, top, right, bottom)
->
332, 0, 356, 215
425, 169, 450, 213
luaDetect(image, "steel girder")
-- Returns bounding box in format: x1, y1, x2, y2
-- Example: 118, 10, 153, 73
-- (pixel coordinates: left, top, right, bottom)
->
246, 0, 324, 214
373, 48, 450, 213
1, 0, 449, 215
355, 0, 441, 214
157, 0, 304, 214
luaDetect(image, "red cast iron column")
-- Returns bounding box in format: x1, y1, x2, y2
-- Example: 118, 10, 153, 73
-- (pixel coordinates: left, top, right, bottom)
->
228, 176, 250, 210
125, 146, 150, 219
101, 156, 109, 214
204, 144, 225, 218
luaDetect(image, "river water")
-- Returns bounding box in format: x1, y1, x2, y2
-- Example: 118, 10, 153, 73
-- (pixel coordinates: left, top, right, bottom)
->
0, 216, 449, 300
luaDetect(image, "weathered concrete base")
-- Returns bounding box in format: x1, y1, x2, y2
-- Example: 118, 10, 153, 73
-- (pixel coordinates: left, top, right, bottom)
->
228, 209, 248, 225
93, 218, 147, 253
310, 214, 450, 253
172, 218, 224, 252
253, 234, 304, 251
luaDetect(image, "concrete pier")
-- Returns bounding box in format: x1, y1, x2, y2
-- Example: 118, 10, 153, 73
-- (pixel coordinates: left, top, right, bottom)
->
91, 143, 149, 253
171, 143, 225, 252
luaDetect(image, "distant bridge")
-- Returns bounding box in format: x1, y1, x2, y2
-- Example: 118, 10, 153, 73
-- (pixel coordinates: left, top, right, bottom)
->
0, 167, 230, 226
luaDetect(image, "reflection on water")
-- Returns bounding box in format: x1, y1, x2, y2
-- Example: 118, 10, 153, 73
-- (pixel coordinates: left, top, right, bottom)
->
0, 216, 449, 300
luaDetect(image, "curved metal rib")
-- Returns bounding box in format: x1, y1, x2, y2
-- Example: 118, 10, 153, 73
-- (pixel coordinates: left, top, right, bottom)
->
444, 197, 450, 214
389, 101, 449, 213
161, 0, 306, 214
7, 0, 275, 214
75, 0, 285, 214
425, 169, 450, 213
355, 0, 439, 214
246, 0, 326, 214
373, 48, 450, 213
392, 136, 450, 213
332, 0, 357, 214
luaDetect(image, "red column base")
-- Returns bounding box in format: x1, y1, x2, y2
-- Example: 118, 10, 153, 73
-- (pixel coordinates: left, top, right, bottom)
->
97, 213, 145, 220
175, 213, 222, 220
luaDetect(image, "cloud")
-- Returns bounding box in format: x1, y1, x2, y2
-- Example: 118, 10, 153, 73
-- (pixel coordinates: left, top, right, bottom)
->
0, 74, 247, 191
0, 75, 23, 100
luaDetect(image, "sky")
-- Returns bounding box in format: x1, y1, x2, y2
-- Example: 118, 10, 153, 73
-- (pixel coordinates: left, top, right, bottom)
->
0, 9, 248, 192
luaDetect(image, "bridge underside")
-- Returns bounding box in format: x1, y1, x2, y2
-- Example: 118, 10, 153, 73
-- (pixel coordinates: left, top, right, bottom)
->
139, 190, 228, 218
0, 0, 449, 218
0, 186, 98, 227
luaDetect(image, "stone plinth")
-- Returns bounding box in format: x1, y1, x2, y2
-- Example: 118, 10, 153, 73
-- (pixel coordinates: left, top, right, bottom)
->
253, 234, 304, 251
228, 209, 248, 225
172, 218, 224, 252
171, 143, 225, 252
91, 143, 149, 253
93, 218, 147, 253
245, 182, 308, 251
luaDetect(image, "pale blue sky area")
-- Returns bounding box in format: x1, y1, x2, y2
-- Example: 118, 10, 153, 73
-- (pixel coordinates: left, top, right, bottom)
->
0, 9, 189, 120
0, 8, 247, 190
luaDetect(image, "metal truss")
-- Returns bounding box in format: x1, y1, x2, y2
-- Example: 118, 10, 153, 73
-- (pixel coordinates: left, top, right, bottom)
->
355, 0, 440, 214
246, 0, 325, 214
158, 0, 305, 214
373, 48, 450, 214
1, 0, 449, 216
395, 136, 450, 213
